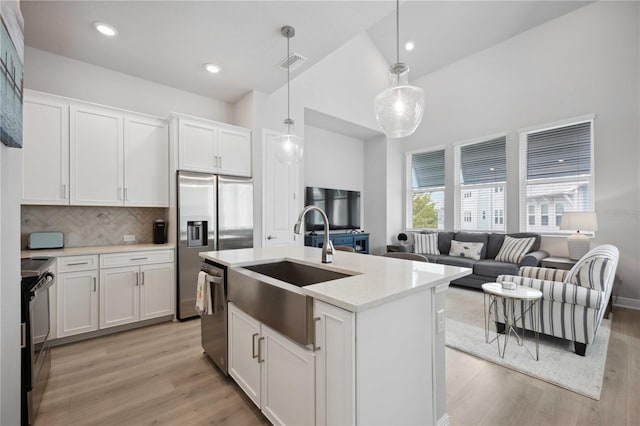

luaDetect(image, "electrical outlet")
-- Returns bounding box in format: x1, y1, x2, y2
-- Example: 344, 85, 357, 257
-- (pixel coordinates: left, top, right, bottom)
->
123, 235, 136, 243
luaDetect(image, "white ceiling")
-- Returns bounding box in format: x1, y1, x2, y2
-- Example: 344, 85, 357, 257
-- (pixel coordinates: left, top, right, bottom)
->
21, 1, 589, 105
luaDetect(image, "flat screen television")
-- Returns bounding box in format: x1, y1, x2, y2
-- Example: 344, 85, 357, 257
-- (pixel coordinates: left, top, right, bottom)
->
304, 186, 361, 232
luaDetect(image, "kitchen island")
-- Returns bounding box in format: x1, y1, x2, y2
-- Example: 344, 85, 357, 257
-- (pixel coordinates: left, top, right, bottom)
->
200, 245, 471, 426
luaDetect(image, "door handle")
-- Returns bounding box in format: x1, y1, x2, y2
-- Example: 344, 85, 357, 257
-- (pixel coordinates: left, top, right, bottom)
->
252, 333, 259, 359
258, 337, 265, 363
267, 235, 277, 240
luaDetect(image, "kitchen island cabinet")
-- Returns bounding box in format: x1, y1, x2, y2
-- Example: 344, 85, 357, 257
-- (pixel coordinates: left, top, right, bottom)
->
201, 246, 471, 425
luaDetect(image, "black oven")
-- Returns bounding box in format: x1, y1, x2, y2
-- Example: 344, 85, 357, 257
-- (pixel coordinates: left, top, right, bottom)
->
21, 257, 55, 426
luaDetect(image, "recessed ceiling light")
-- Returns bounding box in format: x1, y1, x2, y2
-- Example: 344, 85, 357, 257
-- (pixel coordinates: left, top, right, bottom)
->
93, 22, 118, 37
204, 63, 221, 74
405, 41, 415, 51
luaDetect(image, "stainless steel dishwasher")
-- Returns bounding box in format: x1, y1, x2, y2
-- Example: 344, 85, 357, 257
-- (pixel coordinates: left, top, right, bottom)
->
200, 261, 228, 375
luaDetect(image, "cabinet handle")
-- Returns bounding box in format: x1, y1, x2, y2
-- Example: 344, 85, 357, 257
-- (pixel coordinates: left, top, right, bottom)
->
93, 277, 97, 292
141, 272, 144, 285
67, 262, 89, 266
218, 156, 222, 168
251, 333, 259, 359
130, 257, 148, 261
61, 184, 67, 199
266, 235, 277, 240
124, 187, 128, 201
312, 317, 321, 352
136, 272, 139, 286
21, 323, 26, 348
118, 187, 122, 200
258, 337, 265, 363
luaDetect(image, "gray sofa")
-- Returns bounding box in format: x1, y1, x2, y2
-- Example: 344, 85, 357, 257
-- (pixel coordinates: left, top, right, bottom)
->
406, 231, 549, 289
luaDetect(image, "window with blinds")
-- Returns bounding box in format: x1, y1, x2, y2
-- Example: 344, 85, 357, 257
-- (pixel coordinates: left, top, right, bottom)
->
455, 136, 507, 231
407, 149, 445, 229
519, 119, 593, 233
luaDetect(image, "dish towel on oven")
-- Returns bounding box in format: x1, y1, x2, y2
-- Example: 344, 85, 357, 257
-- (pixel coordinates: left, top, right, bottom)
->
195, 271, 213, 315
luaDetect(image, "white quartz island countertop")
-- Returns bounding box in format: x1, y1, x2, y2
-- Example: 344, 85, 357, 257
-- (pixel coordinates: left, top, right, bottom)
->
200, 245, 471, 312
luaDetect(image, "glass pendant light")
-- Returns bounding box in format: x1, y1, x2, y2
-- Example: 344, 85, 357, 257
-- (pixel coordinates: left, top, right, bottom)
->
374, 0, 425, 138
275, 25, 304, 165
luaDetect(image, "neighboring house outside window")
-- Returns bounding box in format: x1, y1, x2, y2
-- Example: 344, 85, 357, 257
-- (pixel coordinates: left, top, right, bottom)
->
455, 135, 507, 231
494, 209, 504, 225
519, 116, 594, 234
407, 148, 445, 230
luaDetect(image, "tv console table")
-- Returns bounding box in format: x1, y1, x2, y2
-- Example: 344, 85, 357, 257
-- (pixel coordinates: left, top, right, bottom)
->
304, 232, 369, 254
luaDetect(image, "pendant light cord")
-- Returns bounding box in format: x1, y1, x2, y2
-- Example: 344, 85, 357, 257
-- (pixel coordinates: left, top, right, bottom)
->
396, 0, 400, 65
287, 34, 291, 123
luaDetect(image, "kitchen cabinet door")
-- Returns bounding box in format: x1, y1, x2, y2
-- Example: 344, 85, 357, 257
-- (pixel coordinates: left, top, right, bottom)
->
178, 118, 217, 173
260, 324, 315, 426
228, 302, 262, 408
217, 126, 251, 177
139, 263, 175, 320
314, 299, 355, 426
124, 115, 169, 207
57, 270, 99, 338
100, 266, 140, 329
22, 93, 70, 205
70, 104, 124, 206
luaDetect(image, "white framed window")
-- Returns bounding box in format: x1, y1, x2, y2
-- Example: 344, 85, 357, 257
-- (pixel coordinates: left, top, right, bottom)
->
519, 115, 594, 234
406, 147, 445, 230
454, 134, 507, 231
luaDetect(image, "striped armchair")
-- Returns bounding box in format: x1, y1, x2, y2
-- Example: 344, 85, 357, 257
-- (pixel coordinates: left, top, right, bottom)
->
496, 244, 619, 356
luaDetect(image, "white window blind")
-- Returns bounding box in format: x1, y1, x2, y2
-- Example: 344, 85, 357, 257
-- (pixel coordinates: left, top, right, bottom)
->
456, 136, 506, 231
408, 149, 445, 229
520, 119, 593, 233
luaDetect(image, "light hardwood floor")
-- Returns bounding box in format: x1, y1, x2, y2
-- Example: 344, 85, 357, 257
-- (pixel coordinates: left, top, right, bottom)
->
36, 307, 640, 426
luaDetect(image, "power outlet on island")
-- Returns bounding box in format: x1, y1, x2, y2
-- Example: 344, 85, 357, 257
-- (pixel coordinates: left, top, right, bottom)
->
123, 234, 136, 243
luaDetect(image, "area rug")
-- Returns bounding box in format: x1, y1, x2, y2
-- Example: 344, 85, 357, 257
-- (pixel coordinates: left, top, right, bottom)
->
445, 286, 610, 400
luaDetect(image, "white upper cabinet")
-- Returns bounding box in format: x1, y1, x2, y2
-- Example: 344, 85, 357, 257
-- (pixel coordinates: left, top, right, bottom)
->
124, 116, 169, 206
22, 92, 70, 205
175, 115, 251, 177
70, 104, 124, 206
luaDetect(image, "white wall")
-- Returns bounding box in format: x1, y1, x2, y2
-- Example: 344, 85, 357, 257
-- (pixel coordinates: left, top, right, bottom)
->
364, 136, 388, 254
0, 145, 23, 425
391, 2, 640, 300
304, 125, 364, 192
25, 47, 233, 121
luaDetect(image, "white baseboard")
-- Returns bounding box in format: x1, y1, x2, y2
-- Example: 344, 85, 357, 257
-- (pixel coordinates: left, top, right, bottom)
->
436, 413, 450, 426
613, 296, 640, 310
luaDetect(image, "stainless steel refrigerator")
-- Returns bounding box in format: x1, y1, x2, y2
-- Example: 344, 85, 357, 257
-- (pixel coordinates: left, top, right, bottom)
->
176, 171, 253, 320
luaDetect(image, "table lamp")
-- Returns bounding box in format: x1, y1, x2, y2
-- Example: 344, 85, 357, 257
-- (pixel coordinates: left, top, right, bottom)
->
560, 212, 598, 260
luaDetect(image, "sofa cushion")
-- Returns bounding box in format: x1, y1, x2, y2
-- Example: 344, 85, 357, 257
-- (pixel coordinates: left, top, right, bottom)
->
495, 235, 536, 263
474, 259, 519, 277
453, 232, 489, 259
413, 232, 440, 255
434, 255, 477, 269
507, 232, 541, 252
437, 232, 455, 255
486, 233, 506, 259
449, 240, 484, 260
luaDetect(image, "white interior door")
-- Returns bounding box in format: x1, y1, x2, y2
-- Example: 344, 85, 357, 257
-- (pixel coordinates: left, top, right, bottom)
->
263, 130, 298, 247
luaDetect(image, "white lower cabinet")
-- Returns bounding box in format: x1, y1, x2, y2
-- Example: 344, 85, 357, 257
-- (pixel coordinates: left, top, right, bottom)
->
228, 303, 315, 426
314, 300, 355, 426
100, 261, 175, 329
57, 269, 99, 338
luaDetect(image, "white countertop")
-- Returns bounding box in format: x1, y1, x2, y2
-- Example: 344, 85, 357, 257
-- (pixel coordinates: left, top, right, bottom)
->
200, 246, 471, 312
21, 243, 175, 258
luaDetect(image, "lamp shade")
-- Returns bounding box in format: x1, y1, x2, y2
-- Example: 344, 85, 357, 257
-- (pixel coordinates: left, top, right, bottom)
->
560, 212, 598, 232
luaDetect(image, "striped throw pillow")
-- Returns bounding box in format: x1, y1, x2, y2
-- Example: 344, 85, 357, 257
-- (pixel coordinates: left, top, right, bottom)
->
495, 236, 535, 264
413, 233, 440, 255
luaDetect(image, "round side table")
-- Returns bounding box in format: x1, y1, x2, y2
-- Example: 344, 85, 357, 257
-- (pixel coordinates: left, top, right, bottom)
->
482, 282, 542, 360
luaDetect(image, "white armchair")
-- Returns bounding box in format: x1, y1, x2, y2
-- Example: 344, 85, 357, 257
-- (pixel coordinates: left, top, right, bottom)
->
497, 244, 619, 356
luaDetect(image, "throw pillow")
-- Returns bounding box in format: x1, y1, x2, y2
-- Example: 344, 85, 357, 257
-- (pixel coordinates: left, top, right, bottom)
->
449, 240, 483, 260
495, 236, 536, 264
413, 232, 440, 255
